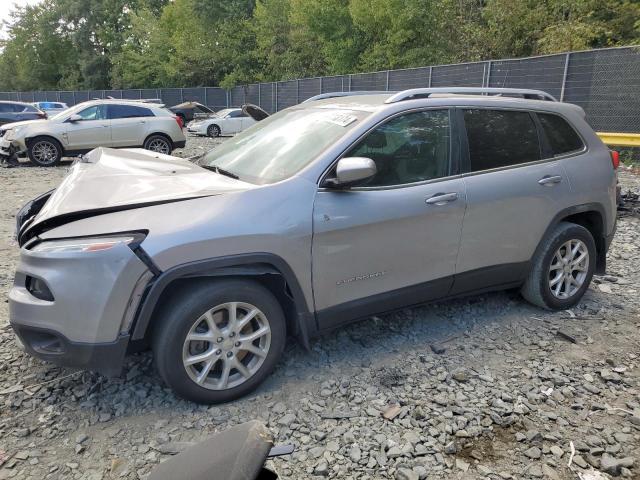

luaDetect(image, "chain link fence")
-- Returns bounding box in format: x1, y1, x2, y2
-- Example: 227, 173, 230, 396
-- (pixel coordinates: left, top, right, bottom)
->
1, 46, 638, 132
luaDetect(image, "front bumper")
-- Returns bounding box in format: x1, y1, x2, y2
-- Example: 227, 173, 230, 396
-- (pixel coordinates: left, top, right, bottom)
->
9, 241, 150, 376
12, 324, 129, 376
0, 138, 25, 161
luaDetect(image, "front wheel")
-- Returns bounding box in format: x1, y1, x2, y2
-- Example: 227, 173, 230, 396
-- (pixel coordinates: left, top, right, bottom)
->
144, 134, 173, 155
207, 124, 221, 137
521, 222, 596, 310
27, 137, 62, 166
152, 280, 286, 404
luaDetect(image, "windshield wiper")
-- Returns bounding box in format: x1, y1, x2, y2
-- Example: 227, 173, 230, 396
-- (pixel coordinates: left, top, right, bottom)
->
201, 164, 240, 180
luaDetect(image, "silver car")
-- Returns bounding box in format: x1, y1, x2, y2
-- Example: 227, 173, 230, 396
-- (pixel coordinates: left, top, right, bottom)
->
9, 88, 617, 404
0, 100, 186, 166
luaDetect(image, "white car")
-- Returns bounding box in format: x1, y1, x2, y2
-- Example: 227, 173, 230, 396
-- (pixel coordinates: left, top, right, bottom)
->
0, 100, 186, 166
187, 108, 256, 137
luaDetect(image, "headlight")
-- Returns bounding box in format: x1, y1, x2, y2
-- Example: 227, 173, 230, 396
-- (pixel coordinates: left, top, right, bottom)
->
4, 129, 15, 141
31, 235, 141, 254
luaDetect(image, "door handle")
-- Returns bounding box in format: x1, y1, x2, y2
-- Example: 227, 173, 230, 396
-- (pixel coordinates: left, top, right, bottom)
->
425, 192, 458, 205
538, 175, 562, 186
139, 120, 146, 124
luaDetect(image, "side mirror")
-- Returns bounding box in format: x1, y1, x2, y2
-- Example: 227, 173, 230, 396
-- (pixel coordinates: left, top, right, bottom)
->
325, 157, 377, 188
67, 114, 82, 122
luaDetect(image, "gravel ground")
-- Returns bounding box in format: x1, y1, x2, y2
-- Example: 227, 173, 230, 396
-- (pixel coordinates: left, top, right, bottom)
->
0, 137, 639, 480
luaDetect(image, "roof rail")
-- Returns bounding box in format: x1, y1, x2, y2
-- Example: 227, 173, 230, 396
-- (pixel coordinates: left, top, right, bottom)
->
303, 91, 392, 103
385, 87, 558, 103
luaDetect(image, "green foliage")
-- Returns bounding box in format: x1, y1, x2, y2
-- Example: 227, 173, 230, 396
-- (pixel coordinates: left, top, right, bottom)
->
0, 0, 638, 91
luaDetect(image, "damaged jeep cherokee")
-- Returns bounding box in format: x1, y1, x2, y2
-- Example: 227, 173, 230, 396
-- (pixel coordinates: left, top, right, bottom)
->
10, 88, 617, 404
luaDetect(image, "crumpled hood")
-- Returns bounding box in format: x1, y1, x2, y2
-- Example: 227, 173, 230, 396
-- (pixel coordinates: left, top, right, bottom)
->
21, 147, 254, 241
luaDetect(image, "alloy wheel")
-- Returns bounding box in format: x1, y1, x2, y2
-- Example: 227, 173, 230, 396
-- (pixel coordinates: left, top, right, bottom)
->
548, 239, 589, 299
32, 141, 58, 165
147, 138, 171, 154
182, 302, 271, 390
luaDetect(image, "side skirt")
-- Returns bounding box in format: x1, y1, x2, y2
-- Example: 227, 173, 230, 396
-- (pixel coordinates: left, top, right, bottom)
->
315, 262, 529, 332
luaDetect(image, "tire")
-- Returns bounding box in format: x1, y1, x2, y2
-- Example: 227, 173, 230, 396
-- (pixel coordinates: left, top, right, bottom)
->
152, 279, 287, 404
521, 222, 596, 310
27, 136, 62, 167
143, 134, 173, 155
207, 124, 221, 137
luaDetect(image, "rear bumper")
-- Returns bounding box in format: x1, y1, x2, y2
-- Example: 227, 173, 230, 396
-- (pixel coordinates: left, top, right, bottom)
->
174, 139, 186, 148
11, 324, 129, 376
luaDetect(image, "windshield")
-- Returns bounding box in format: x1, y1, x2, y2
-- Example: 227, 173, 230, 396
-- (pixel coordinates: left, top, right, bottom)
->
204, 107, 365, 185
215, 108, 233, 117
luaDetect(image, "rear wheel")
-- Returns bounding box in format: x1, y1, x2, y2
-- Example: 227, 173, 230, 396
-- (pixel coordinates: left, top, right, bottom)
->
152, 280, 286, 404
144, 134, 173, 155
207, 124, 221, 137
27, 137, 62, 166
521, 222, 596, 310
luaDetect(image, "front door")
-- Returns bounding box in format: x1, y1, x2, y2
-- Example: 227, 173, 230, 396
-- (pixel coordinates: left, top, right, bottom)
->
65, 105, 110, 150
312, 109, 467, 329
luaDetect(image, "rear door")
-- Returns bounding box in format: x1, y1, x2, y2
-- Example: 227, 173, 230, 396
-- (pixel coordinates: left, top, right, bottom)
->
65, 104, 111, 150
312, 108, 467, 329
451, 108, 572, 294
108, 104, 154, 147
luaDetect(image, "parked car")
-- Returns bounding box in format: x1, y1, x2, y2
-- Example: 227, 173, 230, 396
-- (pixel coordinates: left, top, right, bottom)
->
0, 99, 186, 166
10, 88, 617, 404
32, 101, 69, 115
0, 101, 46, 126
169, 101, 215, 124
187, 108, 258, 137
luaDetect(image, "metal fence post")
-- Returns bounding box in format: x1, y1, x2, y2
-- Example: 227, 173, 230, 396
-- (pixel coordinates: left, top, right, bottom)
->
560, 53, 570, 102
385, 70, 390, 91
486, 61, 492, 88
274, 82, 278, 112
319, 77, 323, 94
428, 67, 432, 87
72, 91, 76, 106
296, 79, 300, 104
258, 84, 261, 108
348, 74, 352, 91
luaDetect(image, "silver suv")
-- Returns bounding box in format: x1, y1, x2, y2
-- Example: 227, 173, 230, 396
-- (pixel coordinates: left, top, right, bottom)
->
0, 100, 186, 166
9, 88, 617, 404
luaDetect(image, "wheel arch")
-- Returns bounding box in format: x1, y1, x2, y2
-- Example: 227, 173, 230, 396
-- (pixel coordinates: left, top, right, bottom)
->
131, 253, 315, 349
538, 203, 607, 274
25, 134, 65, 152
144, 132, 174, 149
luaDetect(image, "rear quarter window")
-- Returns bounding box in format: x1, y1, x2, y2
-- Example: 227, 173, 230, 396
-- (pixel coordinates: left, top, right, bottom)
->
538, 113, 584, 156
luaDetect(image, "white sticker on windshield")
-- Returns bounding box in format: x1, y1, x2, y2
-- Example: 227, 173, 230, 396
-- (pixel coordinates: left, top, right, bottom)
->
326, 113, 358, 127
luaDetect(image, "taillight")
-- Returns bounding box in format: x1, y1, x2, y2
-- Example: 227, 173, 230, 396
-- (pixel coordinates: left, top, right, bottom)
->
175, 116, 183, 129
610, 150, 620, 170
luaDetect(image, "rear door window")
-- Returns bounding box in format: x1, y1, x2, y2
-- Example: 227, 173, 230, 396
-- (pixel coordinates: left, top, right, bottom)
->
463, 109, 541, 172
538, 113, 584, 156
108, 104, 154, 119
0, 103, 16, 113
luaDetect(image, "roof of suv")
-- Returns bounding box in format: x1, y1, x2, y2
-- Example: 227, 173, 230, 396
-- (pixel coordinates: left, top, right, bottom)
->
304, 91, 585, 117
